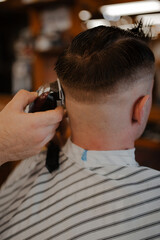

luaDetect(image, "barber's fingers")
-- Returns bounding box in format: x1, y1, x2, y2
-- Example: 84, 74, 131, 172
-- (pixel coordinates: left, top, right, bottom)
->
38, 124, 60, 147
32, 106, 64, 126
40, 132, 55, 148
10, 90, 38, 111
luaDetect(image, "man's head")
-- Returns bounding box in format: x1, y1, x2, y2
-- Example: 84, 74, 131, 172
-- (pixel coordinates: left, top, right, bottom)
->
55, 24, 155, 150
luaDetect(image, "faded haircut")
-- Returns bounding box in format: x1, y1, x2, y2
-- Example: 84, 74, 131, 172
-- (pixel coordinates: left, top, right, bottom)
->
55, 23, 155, 102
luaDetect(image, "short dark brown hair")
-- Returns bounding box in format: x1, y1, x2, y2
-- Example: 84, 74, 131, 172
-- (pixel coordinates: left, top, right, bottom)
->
55, 24, 155, 101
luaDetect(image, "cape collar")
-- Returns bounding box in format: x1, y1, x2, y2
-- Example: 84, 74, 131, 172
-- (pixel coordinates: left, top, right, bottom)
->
62, 138, 139, 168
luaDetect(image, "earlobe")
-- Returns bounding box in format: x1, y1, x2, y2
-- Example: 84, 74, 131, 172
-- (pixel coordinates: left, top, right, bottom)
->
132, 95, 150, 124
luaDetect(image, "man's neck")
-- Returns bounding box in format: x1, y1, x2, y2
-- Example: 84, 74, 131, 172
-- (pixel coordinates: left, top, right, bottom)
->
70, 125, 134, 151
65, 95, 135, 151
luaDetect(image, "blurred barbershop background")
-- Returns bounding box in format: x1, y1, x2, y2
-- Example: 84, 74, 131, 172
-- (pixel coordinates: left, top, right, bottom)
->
0, 0, 160, 185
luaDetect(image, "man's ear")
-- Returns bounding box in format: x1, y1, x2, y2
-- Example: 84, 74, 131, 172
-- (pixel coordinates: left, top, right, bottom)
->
132, 95, 150, 124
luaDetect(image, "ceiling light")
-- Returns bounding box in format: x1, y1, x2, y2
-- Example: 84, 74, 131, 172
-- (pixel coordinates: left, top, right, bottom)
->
119, 24, 135, 30
136, 13, 160, 25
0, 0, 7, 2
100, 1, 160, 17
86, 19, 110, 29
79, 10, 91, 21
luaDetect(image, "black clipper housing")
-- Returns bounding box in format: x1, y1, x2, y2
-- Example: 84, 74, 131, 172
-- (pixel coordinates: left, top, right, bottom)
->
28, 80, 64, 173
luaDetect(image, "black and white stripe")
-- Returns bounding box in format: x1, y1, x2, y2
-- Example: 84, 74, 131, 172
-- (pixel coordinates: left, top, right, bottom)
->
0, 150, 160, 240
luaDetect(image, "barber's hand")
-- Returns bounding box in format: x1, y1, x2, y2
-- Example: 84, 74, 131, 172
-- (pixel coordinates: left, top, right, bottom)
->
0, 90, 64, 165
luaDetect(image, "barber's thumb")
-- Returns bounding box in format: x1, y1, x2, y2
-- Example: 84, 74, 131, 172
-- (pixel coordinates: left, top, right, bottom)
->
37, 106, 64, 126
11, 90, 38, 111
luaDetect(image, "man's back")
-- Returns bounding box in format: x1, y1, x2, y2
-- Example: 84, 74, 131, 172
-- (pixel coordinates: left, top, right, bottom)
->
1, 139, 160, 240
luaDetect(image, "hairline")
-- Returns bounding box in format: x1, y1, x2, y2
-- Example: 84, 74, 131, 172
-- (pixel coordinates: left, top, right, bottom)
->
61, 68, 155, 104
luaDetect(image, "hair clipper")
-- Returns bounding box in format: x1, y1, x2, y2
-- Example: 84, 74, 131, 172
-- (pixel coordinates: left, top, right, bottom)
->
27, 79, 64, 173
28, 79, 64, 113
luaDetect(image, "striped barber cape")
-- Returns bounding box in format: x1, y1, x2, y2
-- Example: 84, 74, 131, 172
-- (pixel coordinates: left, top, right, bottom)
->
0, 138, 160, 240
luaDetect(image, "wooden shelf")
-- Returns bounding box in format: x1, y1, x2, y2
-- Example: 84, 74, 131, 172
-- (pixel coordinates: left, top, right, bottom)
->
34, 46, 66, 56
135, 138, 160, 150
149, 104, 160, 123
